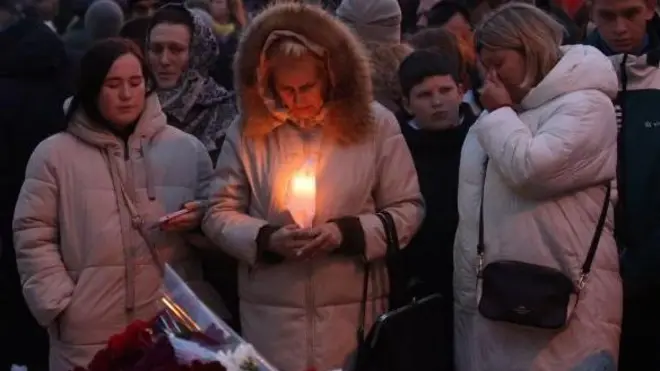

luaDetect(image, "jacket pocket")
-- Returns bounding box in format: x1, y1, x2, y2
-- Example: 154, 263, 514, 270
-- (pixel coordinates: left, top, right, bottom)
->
58, 266, 126, 346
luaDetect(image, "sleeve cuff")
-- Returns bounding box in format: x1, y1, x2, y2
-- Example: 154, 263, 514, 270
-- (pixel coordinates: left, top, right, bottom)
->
331, 216, 366, 257
255, 225, 285, 264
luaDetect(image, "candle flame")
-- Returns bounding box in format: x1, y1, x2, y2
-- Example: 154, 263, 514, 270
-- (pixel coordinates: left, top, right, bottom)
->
291, 172, 316, 196
287, 168, 316, 228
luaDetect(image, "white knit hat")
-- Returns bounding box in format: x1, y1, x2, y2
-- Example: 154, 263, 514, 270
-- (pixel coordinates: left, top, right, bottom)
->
336, 0, 402, 44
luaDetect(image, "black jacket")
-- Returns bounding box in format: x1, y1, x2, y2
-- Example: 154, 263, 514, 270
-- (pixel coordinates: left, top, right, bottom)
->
0, 19, 71, 369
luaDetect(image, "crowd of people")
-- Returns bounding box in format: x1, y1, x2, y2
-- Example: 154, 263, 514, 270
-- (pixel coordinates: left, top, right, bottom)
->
1, 0, 659, 370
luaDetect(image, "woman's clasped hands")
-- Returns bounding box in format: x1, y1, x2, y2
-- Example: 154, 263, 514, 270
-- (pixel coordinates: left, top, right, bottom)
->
268, 223, 343, 260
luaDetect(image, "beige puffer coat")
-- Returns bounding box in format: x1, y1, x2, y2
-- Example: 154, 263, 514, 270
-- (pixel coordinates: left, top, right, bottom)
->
202, 3, 425, 371
13, 95, 214, 371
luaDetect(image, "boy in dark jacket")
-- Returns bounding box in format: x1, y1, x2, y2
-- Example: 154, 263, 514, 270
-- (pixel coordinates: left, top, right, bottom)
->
396, 50, 477, 370
585, 0, 660, 368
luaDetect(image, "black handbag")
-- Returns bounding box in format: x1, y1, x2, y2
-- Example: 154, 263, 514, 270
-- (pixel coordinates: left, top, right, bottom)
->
476, 162, 612, 330
352, 211, 452, 371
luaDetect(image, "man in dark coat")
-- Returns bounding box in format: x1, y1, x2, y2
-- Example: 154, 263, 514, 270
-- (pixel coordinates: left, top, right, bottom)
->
0, 0, 71, 368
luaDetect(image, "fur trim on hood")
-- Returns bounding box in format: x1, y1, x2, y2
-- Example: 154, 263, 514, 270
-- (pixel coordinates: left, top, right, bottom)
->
365, 41, 413, 114
233, 1, 373, 144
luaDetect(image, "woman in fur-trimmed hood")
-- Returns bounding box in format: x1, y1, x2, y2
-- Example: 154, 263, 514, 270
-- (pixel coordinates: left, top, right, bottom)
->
202, 2, 424, 371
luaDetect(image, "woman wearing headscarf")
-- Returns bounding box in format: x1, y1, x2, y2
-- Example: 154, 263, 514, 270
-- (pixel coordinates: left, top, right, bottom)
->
202, 2, 424, 371
147, 4, 237, 163
147, 3, 241, 329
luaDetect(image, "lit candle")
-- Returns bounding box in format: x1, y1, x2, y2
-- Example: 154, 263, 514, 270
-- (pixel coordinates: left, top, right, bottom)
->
291, 171, 315, 200
287, 164, 316, 229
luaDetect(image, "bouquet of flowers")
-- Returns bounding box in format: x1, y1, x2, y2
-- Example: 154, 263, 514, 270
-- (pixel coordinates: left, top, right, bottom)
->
74, 265, 278, 371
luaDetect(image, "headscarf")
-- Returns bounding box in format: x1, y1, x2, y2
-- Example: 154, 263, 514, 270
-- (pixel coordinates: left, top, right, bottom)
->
155, 5, 236, 153
256, 30, 330, 129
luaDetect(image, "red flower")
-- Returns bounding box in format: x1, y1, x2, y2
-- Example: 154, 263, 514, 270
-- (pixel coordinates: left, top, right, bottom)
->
107, 320, 153, 355
85, 348, 114, 371
73, 318, 230, 371
130, 336, 180, 371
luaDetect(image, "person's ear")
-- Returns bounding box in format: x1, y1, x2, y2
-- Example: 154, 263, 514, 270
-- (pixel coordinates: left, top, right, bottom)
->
402, 96, 413, 115
644, 0, 656, 21
457, 82, 466, 96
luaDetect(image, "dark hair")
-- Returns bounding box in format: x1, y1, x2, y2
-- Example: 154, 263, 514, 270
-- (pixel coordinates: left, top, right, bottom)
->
66, 38, 153, 124
0, 0, 18, 12
426, 1, 472, 28
120, 16, 151, 51
148, 3, 194, 37
408, 27, 463, 77
400, 0, 421, 34
186, 0, 210, 13
399, 50, 461, 98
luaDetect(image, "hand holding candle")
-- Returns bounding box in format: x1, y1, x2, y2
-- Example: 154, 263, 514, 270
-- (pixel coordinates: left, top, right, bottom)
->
295, 222, 343, 259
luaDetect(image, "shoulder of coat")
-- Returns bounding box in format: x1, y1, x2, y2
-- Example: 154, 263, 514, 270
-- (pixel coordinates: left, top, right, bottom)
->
154, 125, 208, 153
369, 101, 402, 138
27, 132, 82, 171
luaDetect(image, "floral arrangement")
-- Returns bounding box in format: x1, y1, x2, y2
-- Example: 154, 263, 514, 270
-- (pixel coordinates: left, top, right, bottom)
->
72, 319, 226, 371
73, 266, 277, 371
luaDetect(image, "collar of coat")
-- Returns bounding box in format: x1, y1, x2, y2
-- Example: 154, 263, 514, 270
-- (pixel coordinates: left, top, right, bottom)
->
67, 94, 168, 149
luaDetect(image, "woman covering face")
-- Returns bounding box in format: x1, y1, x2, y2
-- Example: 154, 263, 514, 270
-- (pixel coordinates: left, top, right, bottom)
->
454, 3, 621, 371
147, 5, 237, 162
202, 3, 424, 371
12, 38, 219, 371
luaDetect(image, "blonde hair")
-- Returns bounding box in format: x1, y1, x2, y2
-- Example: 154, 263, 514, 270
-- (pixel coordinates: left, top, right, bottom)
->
475, 2, 563, 88
261, 37, 328, 95
267, 38, 311, 59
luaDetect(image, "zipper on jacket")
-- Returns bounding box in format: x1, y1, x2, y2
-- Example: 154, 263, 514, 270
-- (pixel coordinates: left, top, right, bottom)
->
615, 54, 629, 251
121, 138, 138, 320
123, 139, 130, 161
306, 260, 315, 368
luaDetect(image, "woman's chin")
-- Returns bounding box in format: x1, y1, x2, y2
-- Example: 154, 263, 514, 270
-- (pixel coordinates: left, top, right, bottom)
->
156, 77, 179, 89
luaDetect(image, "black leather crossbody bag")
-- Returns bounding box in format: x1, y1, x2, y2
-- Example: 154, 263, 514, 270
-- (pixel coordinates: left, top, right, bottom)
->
476, 161, 612, 329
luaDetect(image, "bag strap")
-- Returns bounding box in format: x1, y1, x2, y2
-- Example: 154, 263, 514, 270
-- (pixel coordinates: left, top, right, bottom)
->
378, 211, 400, 256
478, 159, 612, 288
356, 211, 398, 345
357, 257, 370, 346
108, 155, 165, 275
578, 182, 612, 287
477, 159, 489, 273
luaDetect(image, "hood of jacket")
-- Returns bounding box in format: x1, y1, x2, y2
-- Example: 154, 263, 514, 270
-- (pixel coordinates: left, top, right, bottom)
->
67, 94, 168, 148
365, 41, 412, 114
233, 1, 373, 144
0, 18, 68, 78
522, 44, 619, 110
